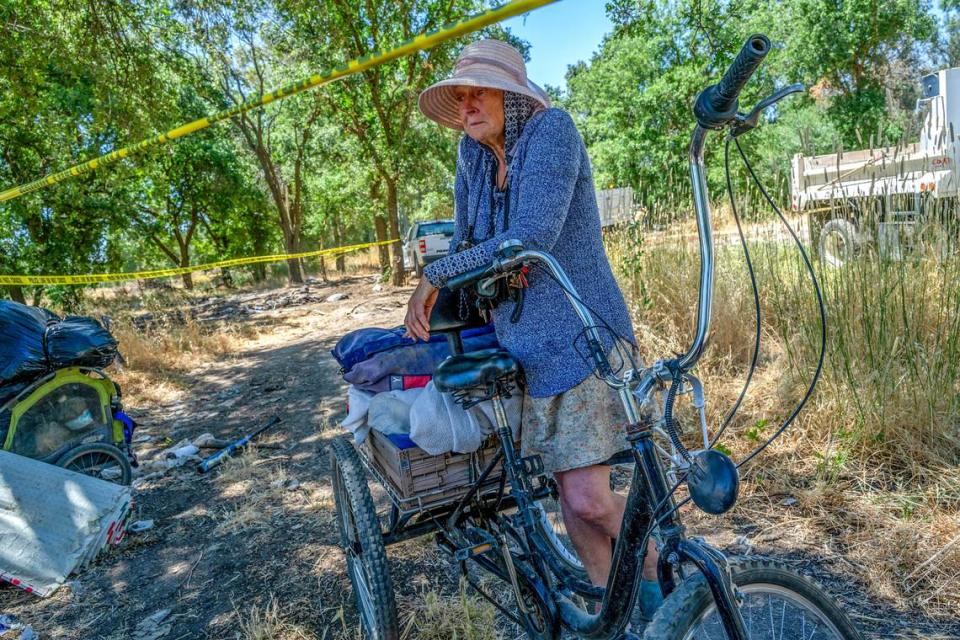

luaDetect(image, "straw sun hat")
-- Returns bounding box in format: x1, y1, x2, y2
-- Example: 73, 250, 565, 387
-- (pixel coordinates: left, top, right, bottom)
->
418, 39, 551, 130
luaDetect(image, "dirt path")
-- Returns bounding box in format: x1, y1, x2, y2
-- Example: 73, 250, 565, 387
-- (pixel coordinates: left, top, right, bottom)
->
1, 275, 957, 639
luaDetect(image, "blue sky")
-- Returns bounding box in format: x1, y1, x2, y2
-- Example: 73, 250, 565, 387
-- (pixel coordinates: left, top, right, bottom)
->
502, 1, 955, 91
502, 1, 613, 91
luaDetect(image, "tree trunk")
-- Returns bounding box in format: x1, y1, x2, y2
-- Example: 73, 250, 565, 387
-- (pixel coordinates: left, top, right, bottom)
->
333, 212, 345, 272
283, 233, 304, 284
374, 215, 390, 273
5, 286, 26, 305
179, 243, 193, 290
386, 178, 405, 286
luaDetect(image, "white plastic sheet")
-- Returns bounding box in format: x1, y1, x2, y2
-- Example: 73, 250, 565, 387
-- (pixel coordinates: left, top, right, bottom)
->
0, 450, 131, 596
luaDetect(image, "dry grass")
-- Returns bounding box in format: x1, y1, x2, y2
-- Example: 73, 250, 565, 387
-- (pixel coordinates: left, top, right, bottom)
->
213, 456, 284, 535
399, 579, 499, 640
97, 300, 257, 402
113, 317, 254, 373
213, 456, 334, 536
237, 595, 318, 640
606, 210, 960, 618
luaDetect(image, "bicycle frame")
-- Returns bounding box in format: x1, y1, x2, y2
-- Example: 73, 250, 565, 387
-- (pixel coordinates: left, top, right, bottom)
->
449, 121, 751, 640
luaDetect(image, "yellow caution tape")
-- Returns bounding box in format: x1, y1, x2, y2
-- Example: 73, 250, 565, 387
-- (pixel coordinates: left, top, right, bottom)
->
0, 239, 395, 286
0, 0, 558, 203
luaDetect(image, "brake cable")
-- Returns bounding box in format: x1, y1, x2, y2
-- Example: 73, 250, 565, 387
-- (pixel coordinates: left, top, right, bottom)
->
708, 137, 763, 448
643, 132, 831, 532
731, 136, 827, 469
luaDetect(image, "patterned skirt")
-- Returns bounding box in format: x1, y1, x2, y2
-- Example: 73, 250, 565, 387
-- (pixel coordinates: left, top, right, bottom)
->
520, 372, 631, 474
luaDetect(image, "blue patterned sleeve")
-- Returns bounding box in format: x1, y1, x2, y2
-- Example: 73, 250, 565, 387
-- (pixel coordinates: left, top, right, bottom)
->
425, 138, 474, 287
425, 109, 581, 288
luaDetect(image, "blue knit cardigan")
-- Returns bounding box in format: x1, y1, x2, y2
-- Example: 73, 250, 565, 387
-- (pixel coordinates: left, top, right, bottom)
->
424, 108, 635, 398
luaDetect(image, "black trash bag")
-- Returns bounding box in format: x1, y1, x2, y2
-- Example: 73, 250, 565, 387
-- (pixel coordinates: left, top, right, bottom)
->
0, 379, 32, 408
44, 315, 118, 369
0, 301, 119, 384
0, 301, 57, 384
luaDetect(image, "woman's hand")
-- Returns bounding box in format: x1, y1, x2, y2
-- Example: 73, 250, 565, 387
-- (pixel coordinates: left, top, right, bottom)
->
405, 278, 439, 341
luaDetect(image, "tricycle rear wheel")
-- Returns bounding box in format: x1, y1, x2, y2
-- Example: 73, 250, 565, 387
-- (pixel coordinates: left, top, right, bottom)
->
330, 436, 399, 640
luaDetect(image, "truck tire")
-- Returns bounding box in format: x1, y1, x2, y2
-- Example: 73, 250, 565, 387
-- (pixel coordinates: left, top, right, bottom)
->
414, 259, 423, 278
818, 219, 859, 268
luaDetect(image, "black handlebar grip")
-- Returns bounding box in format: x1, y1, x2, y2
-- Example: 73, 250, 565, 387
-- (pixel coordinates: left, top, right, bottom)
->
446, 263, 494, 291
694, 34, 771, 129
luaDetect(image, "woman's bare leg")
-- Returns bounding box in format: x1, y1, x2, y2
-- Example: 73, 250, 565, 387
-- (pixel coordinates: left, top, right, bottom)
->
554, 464, 659, 586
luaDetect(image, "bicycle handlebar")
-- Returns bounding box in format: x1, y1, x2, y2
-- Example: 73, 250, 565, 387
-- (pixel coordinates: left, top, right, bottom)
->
694, 34, 770, 129
446, 262, 498, 291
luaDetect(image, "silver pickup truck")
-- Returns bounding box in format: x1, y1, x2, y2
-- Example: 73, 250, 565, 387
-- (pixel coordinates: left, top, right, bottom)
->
403, 220, 455, 277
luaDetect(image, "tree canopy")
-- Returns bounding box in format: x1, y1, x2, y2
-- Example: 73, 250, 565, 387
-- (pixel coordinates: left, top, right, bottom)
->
0, 0, 952, 303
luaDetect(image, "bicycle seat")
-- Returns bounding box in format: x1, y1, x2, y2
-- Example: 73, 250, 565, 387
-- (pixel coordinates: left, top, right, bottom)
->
434, 348, 519, 392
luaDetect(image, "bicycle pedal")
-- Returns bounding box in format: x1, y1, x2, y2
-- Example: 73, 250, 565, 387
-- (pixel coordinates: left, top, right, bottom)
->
519, 455, 545, 476
452, 539, 499, 562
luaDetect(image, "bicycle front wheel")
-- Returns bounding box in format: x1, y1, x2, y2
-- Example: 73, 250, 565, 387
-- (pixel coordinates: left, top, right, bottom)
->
643, 559, 863, 640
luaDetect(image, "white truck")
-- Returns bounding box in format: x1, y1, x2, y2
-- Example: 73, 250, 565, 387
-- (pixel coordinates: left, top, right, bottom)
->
403, 219, 455, 277
791, 66, 959, 265
597, 186, 638, 227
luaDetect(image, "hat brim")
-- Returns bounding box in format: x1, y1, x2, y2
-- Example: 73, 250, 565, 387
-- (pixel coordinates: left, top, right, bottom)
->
418, 75, 551, 130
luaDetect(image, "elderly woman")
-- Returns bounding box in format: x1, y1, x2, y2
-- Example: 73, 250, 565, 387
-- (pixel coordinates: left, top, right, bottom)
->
404, 39, 662, 623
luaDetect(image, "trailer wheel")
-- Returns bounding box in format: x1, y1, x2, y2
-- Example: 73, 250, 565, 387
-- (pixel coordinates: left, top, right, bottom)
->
818, 219, 859, 268
56, 442, 133, 485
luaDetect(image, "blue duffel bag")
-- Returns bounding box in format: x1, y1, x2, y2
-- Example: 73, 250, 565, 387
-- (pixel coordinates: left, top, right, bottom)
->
332, 324, 498, 393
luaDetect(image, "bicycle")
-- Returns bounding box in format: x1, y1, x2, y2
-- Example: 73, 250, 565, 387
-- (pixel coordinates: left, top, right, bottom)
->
330, 34, 864, 640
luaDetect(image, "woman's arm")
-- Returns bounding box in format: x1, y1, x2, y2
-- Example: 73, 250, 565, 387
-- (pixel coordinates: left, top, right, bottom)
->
405, 137, 471, 341
447, 138, 470, 253
423, 109, 582, 288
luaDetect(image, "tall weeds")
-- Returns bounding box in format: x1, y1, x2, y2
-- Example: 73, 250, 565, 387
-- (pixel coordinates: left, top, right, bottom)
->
606, 203, 960, 616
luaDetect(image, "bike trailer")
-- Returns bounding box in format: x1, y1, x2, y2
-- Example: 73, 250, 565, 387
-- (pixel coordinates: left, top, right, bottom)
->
0, 302, 136, 483
0, 368, 134, 467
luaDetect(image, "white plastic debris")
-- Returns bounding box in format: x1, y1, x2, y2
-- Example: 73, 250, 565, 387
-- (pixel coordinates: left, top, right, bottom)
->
192, 433, 217, 447
128, 520, 155, 533
132, 608, 172, 640
99, 467, 122, 481
325, 292, 349, 302
171, 444, 199, 459
0, 614, 23, 633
